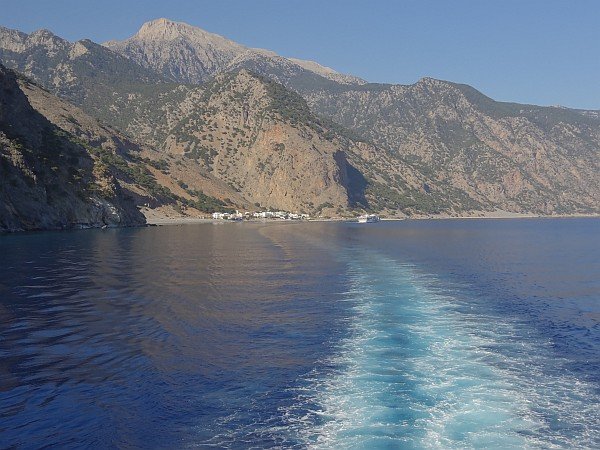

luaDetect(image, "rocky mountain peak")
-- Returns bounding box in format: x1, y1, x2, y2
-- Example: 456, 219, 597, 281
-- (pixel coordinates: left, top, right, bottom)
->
103, 18, 246, 84
0, 26, 27, 52
29, 28, 55, 38
25, 29, 70, 57
0, 26, 67, 53
414, 76, 452, 89
103, 18, 365, 86
134, 18, 235, 46
201, 69, 274, 111
28, 28, 66, 46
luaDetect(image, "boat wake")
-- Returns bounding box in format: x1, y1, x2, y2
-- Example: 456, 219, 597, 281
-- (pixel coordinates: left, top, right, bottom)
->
278, 250, 599, 448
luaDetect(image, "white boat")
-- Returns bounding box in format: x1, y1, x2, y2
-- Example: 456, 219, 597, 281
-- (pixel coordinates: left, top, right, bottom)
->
357, 214, 380, 223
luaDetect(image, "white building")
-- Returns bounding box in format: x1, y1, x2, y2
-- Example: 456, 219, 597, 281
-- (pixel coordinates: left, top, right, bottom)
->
229, 210, 243, 221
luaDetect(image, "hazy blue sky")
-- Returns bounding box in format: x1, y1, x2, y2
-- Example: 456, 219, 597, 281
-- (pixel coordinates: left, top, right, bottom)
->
2, 0, 599, 109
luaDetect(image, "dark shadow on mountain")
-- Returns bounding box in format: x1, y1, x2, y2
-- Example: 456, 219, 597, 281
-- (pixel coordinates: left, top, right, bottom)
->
346, 162, 368, 209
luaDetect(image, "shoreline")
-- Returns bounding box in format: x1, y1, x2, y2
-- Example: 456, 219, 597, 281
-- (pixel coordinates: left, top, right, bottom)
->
2, 213, 597, 234
145, 213, 600, 226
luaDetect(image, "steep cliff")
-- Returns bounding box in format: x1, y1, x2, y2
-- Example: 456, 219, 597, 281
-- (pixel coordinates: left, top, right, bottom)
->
153, 70, 363, 213
0, 65, 148, 231
110, 70, 482, 215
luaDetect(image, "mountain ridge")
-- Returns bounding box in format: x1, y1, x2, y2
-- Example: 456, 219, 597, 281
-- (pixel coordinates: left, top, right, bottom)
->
103, 18, 366, 86
0, 20, 598, 225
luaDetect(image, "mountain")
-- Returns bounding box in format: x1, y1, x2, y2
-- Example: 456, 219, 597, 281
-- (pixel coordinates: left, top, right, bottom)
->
101, 20, 600, 215
103, 18, 365, 86
0, 25, 173, 126
152, 70, 363, 213
102, 69, 494, 215
0, 64, 146, 231
0, 21, 363, 130
79, 69, 368, 214
0, 20, 598, 219
103, 18, 244, 84
304, 78, 600, 214
0, 63, 253, 231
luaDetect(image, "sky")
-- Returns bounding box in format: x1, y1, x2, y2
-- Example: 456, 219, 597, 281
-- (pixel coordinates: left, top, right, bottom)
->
2, 0, 599, 109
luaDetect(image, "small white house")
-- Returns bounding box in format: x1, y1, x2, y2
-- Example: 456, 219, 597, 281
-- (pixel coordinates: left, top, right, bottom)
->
229, 211, 243, 221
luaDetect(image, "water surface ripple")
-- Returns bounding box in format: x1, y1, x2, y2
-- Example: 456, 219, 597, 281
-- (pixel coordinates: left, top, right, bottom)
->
0, 219, 598, 448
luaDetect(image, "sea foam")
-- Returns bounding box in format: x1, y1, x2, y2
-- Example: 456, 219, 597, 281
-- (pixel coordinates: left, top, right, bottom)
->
281, 249, 599, 449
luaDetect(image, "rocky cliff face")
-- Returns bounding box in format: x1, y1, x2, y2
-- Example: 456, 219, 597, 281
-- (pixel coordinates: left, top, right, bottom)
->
150, 70, 362, 213
0, 64, 147, 231
81, 68, 599, 215
103, 69, 484, 215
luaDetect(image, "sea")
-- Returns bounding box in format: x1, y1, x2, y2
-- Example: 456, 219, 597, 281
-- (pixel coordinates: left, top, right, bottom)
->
0, 218, 598, 449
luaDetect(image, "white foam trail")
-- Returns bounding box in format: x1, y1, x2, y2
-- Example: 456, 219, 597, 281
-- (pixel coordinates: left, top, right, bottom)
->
281, 251, 600, 449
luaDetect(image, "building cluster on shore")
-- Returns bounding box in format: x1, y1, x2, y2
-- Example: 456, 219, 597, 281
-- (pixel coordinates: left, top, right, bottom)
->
212, 210, 310, 221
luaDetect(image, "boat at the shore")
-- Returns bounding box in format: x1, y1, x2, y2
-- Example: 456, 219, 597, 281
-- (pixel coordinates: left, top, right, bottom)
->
357, 214, 380, 223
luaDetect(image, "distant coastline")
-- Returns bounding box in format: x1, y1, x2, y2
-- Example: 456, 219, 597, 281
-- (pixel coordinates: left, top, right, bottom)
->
145, 212, 600, 226
3, 212, 596, 234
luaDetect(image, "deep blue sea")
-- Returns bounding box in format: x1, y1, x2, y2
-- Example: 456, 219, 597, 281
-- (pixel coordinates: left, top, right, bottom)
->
0, 218, 598, 449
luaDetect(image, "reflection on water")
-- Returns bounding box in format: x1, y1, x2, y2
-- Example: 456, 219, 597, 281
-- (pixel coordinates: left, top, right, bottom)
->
0, 219, 598, 448
0, 224, 349, 447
